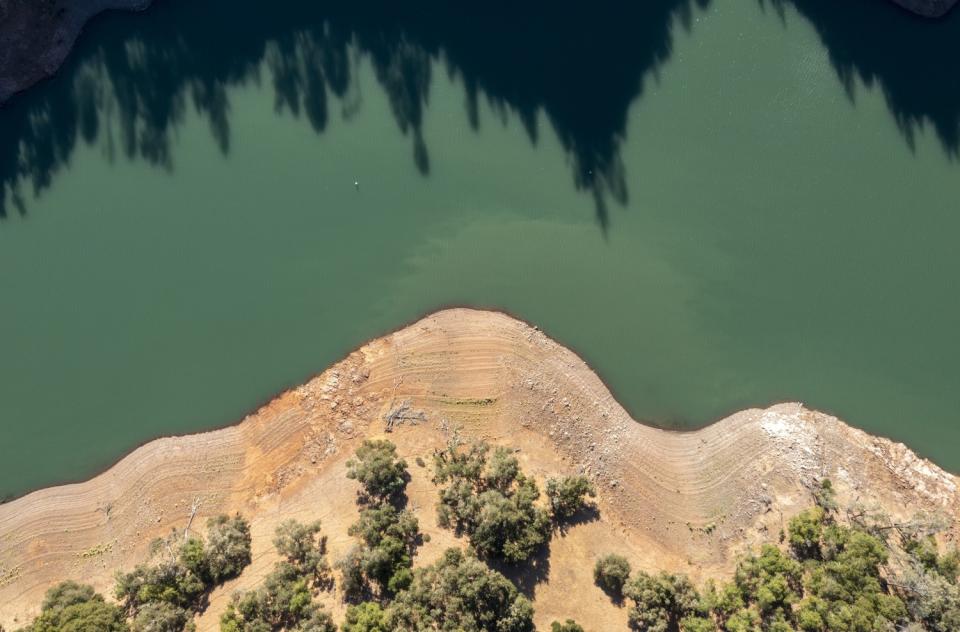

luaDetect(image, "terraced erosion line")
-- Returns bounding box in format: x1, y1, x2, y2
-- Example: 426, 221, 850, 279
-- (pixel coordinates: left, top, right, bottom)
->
1, 309, 958, 629
0, 0, 958, 106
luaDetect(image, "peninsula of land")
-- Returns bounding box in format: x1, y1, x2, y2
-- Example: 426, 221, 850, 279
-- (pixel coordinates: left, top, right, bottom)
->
1, 309, 957, 629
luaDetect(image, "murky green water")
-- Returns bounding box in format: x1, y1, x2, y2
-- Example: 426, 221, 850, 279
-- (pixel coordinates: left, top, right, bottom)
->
2, 0, 959, 498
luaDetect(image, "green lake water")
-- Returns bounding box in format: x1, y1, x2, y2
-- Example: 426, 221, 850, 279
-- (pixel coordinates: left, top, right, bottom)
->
1, 0, 959, 498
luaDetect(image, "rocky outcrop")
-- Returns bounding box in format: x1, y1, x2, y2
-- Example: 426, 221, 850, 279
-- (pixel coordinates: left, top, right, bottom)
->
0, 0, 150, 104
892, 0, 958, 17
1, 309, 957, 629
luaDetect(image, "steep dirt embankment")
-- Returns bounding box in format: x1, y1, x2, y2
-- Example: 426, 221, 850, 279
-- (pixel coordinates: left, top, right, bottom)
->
1, 309, 958, 629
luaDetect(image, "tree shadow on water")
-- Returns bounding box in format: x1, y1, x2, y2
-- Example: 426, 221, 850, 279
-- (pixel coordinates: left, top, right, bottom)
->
768, 0, 960, 157
0, 0, 715, 231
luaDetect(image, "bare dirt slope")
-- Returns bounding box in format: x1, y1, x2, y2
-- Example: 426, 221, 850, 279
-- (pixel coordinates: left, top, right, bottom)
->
1, 309, 957, 629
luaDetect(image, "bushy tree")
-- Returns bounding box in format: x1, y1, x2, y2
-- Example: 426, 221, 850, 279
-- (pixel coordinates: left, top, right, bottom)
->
788, 508, 825, 560
273, 520, 330, 586
221, 521, 334, 631
19, 581, 128, 632
340, 441, 422, 599
115, 514, 251, 616
550, 620, 584, 632
545, 475, 596, 521
624, 571, 706, 632
433, 440, 550, 563
341, 602, 388, 632
899, 537, 960, 632
386, 548, 535, 632
594, 553, 632, 597
346, 440, 408, 502
220, 562, 332, 632
204, 514, 253, 583
130, 601, 191, 632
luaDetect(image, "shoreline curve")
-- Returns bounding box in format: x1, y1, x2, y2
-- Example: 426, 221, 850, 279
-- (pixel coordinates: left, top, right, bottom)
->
1, 308, 957, 628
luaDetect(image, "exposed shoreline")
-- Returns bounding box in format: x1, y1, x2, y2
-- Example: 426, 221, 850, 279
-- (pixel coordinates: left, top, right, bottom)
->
1, 308, 957, 628
0, 0, 957, 107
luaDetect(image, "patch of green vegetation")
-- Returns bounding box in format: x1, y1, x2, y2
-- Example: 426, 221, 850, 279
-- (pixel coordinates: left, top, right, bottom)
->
545, 475, 596, 521
15, 581, 128, 632
597, 479, 959, 632
594, 553, 632, 598
385, 547, 534, 631
432, 438, 552, 563
220, 519, 333, 631
113, 514, 251, 627
346, 440, 409, 503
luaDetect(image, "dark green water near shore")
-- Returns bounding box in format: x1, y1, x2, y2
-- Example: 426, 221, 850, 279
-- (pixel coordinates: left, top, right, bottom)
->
2, 0, 959, 498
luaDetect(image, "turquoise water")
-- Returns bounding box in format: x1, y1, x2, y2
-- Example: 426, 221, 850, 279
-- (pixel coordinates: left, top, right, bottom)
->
1, 0, 959, 498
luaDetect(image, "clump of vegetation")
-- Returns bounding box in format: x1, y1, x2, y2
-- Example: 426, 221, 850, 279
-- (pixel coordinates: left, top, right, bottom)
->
16, 581, 128, 632
385, 547, 535, 632
899, 535, 960, 631
545, 475, 596, 521
551, 619, 585, 632
114, 514, 251, 625
341, 602, 388, 632
624, 570, 709, 632
432, 438, 551, 563
346, 439, 409, 502
338, 440, 424, 600
220, 519, 334, 632
273, 519, 331, 587
593, 479, 960, 632
594, 553, 632, 597
338, 503, 422, 598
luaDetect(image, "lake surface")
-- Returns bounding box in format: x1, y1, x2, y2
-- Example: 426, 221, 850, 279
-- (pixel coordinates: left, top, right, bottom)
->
2, 0, 959, 499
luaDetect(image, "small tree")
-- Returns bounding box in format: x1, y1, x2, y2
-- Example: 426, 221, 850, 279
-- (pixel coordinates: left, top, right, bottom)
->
594, 554, 632, 597
346, 439, 408, 502
545, 475, 596, 521
433, 439, 550, 563
130, 601, 190, 632
551, 620, 584, 632
21, 582, 128, 632
204, 514, 252, 583
342, 602, 389, 632
788, 508, 824, 560
386, 548, 535, 632
273, 519, 330, 586
624, 571, 705, 632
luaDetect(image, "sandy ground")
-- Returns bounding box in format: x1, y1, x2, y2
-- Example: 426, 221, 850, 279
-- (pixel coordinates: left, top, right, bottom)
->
0, 309, 957, 629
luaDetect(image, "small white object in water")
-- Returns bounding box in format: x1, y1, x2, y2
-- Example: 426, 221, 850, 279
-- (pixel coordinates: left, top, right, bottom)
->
354, 180, 360, 191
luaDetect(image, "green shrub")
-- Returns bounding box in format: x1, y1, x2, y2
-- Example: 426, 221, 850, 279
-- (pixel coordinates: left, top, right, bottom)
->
340, 443, 422, 599
273, 519, 330, 585
219, 521, 334, 631
594, 553, 631, 597
385, 548, 535, 632
130, 601, 191, 632
204, 514, 253, 583
342, 602, 388, 632
19, 582, 128, 632
624, 571, 705, 632
545, 475, 596, 520
788, 508, 825, 560
115, 514, 251, 616
433, 440, 550, 563
550, 620, 584, 632
346, 440, 409, 502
